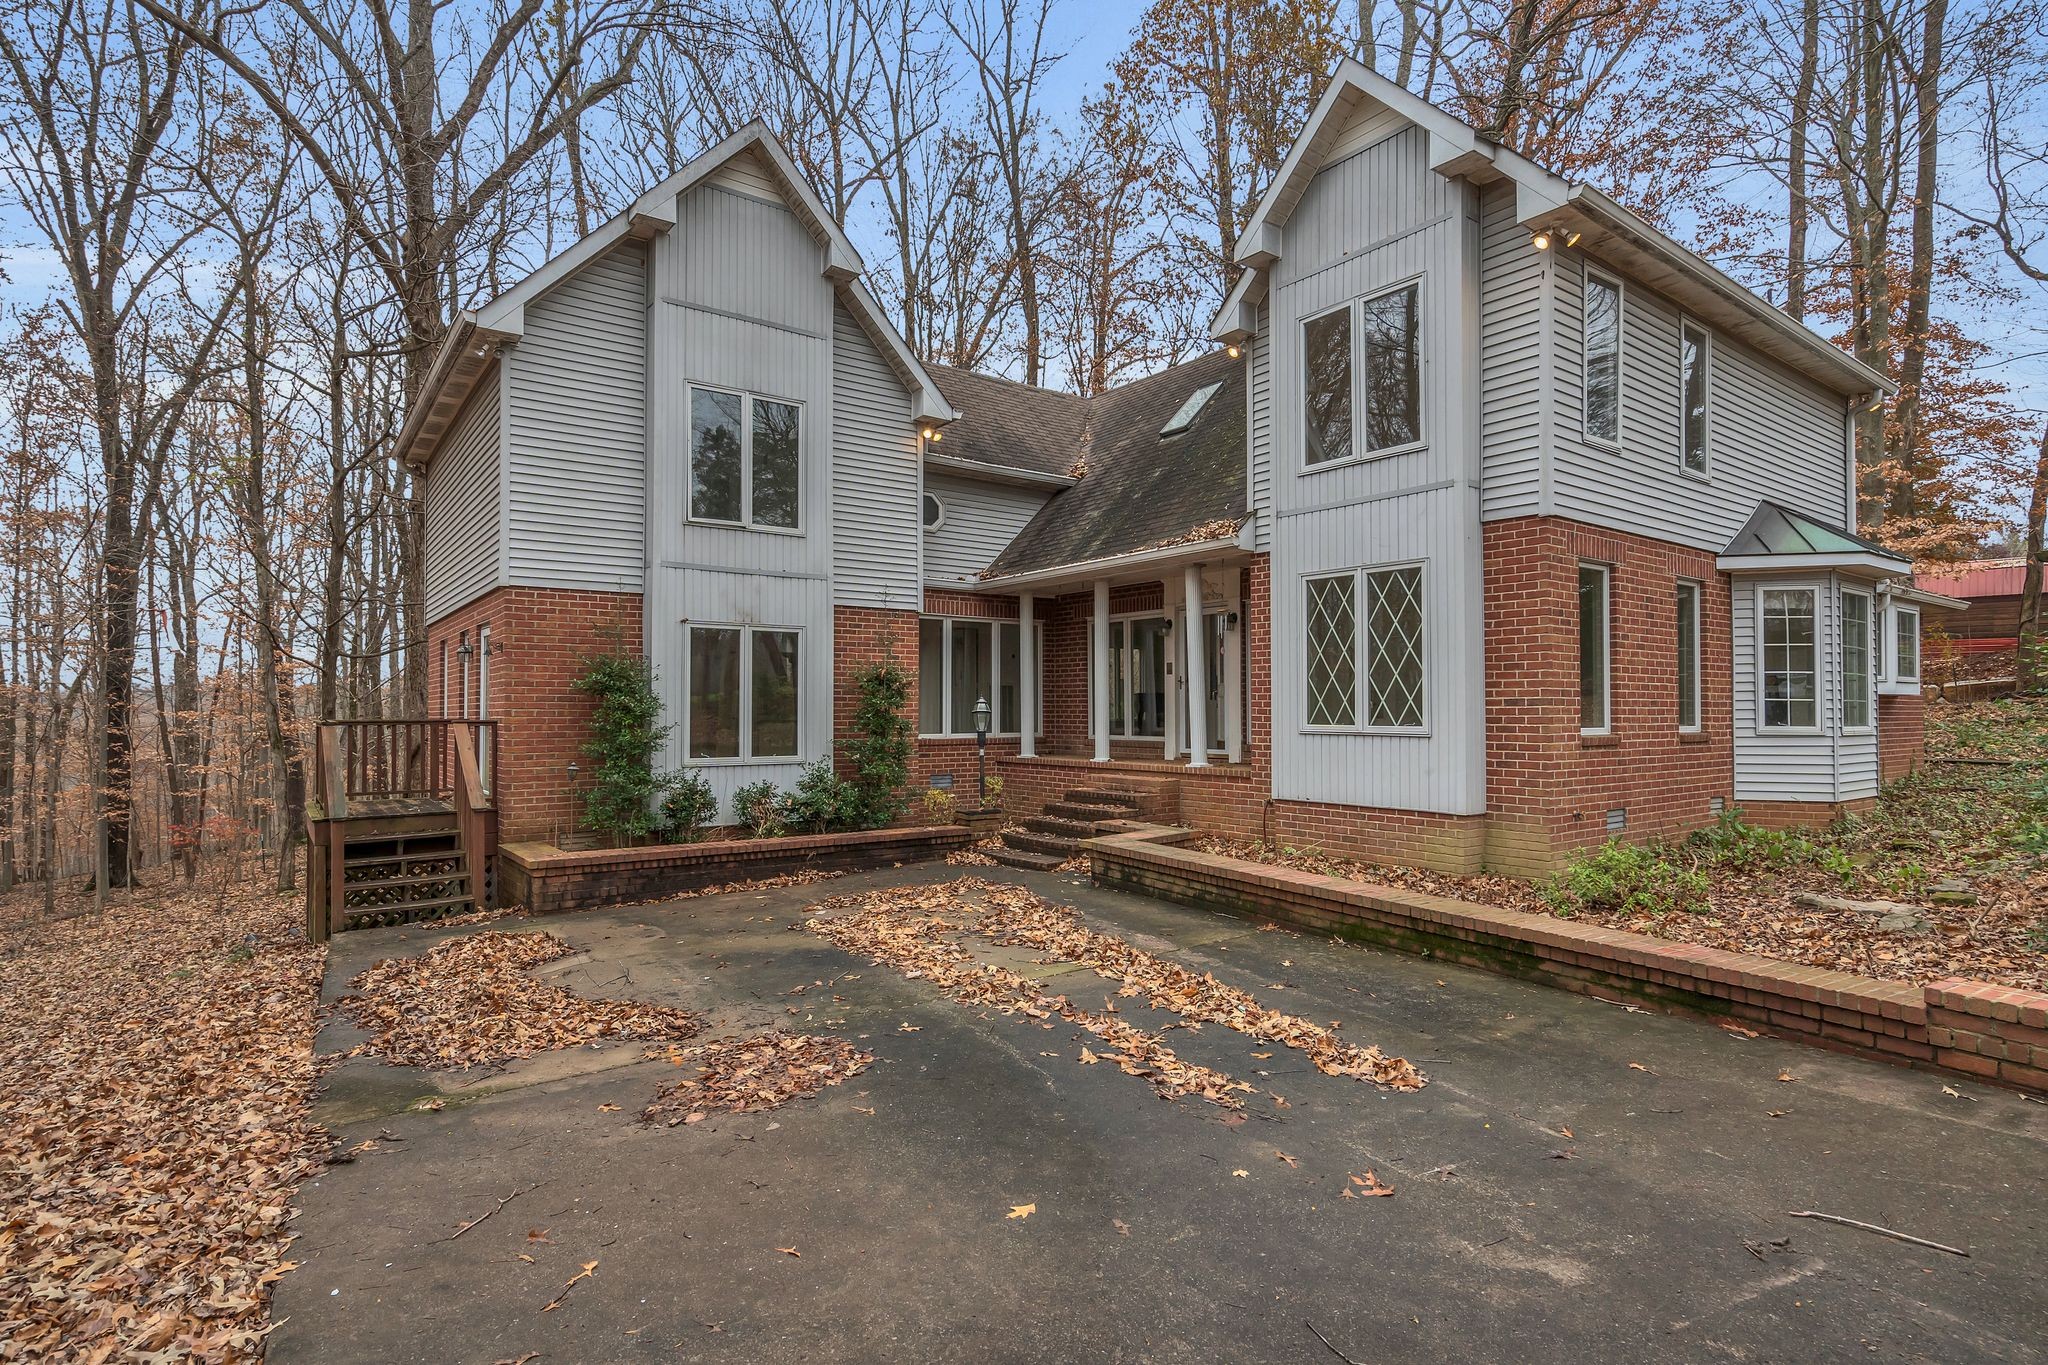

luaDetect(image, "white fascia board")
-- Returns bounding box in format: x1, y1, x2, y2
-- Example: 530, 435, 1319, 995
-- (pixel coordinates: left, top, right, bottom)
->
973, 534, 1248, 592
1718, 551, 1911, 576
1885, 582, 1969, 611
838, 278, 956, 426
923, 453, 1075, 489
1208, 268, 1267, 343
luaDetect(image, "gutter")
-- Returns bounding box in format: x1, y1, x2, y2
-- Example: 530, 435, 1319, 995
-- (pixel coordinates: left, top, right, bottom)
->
395, 312, 519, 469
972, 520, 1255, 592
924, 453, 1078, 491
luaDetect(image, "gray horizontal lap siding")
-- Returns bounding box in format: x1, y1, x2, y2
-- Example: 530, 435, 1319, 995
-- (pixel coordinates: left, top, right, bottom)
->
1247, 303, 1272, 551
423, 364, 502, 623
503, 241, 647, 593
923, 473, 1050, 587
830, 302, 920, 610
1732, 573, 1877, 804
1477, 182, 1545, 519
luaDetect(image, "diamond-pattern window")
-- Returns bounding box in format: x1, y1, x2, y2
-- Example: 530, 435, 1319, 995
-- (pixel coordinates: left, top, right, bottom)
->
1365, 567, 1424, 728
1304, 575, 1357, 727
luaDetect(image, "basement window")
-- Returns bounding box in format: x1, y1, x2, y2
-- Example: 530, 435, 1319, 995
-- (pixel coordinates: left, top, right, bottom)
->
1161, 382, 1222, 437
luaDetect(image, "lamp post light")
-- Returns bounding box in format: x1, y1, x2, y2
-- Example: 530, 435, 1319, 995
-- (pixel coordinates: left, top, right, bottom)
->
972, 695, 992, 810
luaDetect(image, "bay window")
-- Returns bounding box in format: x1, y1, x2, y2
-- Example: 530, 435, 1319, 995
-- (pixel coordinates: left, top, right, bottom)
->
1760, 588, 1818, 730
919, 617, 1042, 737
688, 624, 801, 761
1893, 604, 1921, 684
1842, 590, 1872, 730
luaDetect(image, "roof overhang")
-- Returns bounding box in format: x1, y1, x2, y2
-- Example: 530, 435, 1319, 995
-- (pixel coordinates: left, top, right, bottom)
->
1717, 551, 1912, 576
395, 313, 516, 470
923, 453, 1075, 490
1886, 582, 1969, 611
969, 520, 1255, 593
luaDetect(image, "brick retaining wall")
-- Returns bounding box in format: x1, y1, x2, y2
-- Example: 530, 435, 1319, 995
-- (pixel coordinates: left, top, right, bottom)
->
500, 825, 974, 914
1087, 827, 2046, 1094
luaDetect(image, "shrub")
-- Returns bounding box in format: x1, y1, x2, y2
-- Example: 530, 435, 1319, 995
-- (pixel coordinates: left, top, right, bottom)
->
840, 662, 913, 829
658, 772, 720, 844
1688, 809, 1820, 871
1542, 840, 1711, 918
780, 759, 863, 834
573, 650, 673, 844
732, 780, 788, 838
920, 787, 959, 825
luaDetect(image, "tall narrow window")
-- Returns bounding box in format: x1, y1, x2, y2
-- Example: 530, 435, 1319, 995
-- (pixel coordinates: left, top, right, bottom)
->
1303, 308, 1353, 466
751, 629, 801, 757
917, 619, 946, 733
1679, 321, 1709, 474
997, 622, 1022, 733
1584, 274, 1622, 446
1579, 564, 1611, 733
690, 387, 745, 522
751, 397, 800, 528
477, 624, 491, 719
1364, 566, 1424, 728
1676, 582, 1701, 731
1362, 285, 1421, 452
1842, 591, 1872, 730
689, 626, 743, 758
1304, 574, 1358, 727
1761, 588, 1818, 729
948, 620, 991, 734
1894, 605, 1921, 682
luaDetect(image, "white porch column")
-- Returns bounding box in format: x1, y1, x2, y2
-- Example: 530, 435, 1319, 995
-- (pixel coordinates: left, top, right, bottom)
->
1160, 578, 1178, 763
1183, 563, 1210, 767
1092, 579, 1111, 762
1018, 592, 1037, 759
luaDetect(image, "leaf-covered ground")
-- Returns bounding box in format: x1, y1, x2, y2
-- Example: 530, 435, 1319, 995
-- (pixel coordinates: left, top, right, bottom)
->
1194, 697, 2048, 992
0, 872, 326, 1362
641, 1033, 874, 1125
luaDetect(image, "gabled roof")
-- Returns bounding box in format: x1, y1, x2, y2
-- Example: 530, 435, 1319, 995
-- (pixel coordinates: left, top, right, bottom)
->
1212, 59, 1892, 400
399, 125, 954, 467
1717, 500, 1910, 574
970, 350, 1247, 581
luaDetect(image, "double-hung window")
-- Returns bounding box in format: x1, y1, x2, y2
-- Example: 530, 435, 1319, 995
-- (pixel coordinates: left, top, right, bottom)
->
1842, 589, 1873, 730
1679, 320, 1710, 475
1675, 581, 1701, 732
1579, 564, 1611, 734
918, 617, 1043, 737
1892, 604, 1921, 684
1302, 565, 1425, 731
1759, 588, 1819, 730
1303, 282, 1421, 467
688, 624, 801, 761
689, 385, 801, 530
1584, 272, 1622, 447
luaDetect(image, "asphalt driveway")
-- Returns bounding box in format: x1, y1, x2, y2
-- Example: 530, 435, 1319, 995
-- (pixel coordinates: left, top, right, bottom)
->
272, 863, 2047, 1364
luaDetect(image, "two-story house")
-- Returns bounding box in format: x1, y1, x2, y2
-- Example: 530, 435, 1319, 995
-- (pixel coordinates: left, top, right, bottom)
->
401, 60, 1954, 878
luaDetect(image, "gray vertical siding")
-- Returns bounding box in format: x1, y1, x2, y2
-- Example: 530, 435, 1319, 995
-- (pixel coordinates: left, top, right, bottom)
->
1264, 128, 1487, 816
423, 364, 503, 622
922, 473, 1052, 586
1477, 182, 1546, 519
831, 302, 921, 609
503, 241, 648, 592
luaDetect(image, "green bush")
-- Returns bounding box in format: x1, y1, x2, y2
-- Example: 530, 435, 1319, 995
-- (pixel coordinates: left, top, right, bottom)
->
573, 650, 675, 844
1688, 809, 1821, 871
658, 772, 720, 843
839, 662, 913, 828
733, 779, 788, 838
780, 759, 863, 834
1542, 840, 1711, 918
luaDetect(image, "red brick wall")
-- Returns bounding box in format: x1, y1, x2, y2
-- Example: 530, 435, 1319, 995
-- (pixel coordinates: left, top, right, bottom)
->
1482, 517, 1736, 876
1878, 692, 1926, 782
427, 587, 643, 842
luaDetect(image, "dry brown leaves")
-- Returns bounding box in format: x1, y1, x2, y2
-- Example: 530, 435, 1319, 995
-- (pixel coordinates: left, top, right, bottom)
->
0, 869, 326, 1362
338, 930, 701, 1070
431, 868, 851, 930
641, 1033, 873, 1125
807, 878, 1424, 1108
945, 838, 1003, 868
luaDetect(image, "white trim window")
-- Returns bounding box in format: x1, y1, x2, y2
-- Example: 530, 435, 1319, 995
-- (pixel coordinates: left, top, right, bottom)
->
1842, 588, 1873, 731
1302, 564, 1427, 732
1579, 563, 1611, 734
1583, 271, 1623, 448
1759, 586, 1820, 731
687, 623, 802, 762
688, 384, 802, 530
1675, 580, 1701, 732
1302, 282, 1423, 468
1679, 319, 1710, 476
921, 492, 945, 530
918, 616, 1043, 738
1892, 604, 1921, 685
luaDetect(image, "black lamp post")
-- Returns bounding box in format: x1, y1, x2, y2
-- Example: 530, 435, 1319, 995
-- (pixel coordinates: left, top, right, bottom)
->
972, 695, 991, 809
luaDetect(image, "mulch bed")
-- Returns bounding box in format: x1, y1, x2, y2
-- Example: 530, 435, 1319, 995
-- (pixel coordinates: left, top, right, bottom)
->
0, 872, 326, 1362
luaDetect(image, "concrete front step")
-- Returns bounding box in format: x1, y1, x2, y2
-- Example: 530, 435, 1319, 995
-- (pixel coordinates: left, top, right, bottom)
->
1046, 800, 1131, 823
989, 845, 1067, 872
1002, 828, 1077, 858
1023, 815, 1097, 839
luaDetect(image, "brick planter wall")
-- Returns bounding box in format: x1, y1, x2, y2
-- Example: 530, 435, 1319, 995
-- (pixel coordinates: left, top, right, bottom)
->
499, 825, 974, 914
1088, 827, 2046, 1094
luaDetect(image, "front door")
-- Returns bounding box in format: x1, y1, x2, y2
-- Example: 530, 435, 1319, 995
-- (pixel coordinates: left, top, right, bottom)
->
1099, 616, 1171, 743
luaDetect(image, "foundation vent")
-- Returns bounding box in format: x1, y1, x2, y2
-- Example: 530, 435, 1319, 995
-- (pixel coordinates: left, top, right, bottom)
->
1605, 808, 1627, 834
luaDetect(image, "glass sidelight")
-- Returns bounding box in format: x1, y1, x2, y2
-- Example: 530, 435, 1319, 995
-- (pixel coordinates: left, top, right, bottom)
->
1095, 616, 1170, 740
1176, 611, 1230, 754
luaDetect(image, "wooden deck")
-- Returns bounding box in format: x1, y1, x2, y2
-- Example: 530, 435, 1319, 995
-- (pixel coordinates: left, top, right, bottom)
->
346, 795, 455, 820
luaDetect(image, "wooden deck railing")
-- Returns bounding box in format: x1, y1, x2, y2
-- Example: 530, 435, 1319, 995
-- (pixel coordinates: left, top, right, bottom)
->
311, 718, 498, 818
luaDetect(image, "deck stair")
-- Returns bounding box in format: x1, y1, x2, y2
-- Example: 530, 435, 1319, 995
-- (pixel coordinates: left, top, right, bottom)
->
334, 817, 476, 931
991, 777, 1177, 872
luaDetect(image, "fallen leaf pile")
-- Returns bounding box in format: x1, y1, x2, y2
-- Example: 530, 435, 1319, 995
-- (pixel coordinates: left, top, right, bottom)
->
809, 882, 1256, 1107
971, 880, 1424, 1090
641, 1033, 873, 1125
945, 838, 1004, 868
808, 878, 1426, 1106
338, 931, 702, 1070
431, 868, 851, 930
0, 870, 326, 1360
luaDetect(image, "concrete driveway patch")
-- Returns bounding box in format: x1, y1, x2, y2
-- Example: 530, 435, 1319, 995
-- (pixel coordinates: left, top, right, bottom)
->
272, 864, 2047, 1364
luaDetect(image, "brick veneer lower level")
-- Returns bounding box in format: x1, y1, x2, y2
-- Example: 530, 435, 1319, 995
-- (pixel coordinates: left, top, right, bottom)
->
1090, 827, 2047, 1093
428, 587, 643, 842
1879, 692, 1927, 782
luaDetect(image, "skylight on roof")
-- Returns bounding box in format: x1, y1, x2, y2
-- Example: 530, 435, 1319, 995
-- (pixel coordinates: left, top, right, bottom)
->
1160, 382, 1222, 437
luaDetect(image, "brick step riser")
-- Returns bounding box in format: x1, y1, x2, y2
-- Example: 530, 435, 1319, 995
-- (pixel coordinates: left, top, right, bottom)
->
1046, 801, 1129, 823
1002, 829, 1078, 858
1023, 816, 1098, 838
989, 846, 1066, 872
1063, 788, 1144, 809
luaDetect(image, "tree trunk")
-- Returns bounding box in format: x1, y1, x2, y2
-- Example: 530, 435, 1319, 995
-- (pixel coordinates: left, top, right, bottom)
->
2017, 422, 2048, 692
1887, 0, 1947, 524
1785, 0, 1820, 320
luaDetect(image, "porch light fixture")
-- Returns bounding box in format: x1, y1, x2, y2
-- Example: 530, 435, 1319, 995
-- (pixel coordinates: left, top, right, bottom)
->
1226, 343, 1241, 359
457, 639, 474, 661
972, 696, 992, 810
1530, 227, 1581, 251
1531, 228, 1552, 251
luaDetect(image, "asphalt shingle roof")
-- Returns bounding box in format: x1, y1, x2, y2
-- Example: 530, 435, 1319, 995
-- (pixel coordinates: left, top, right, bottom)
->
929, 351, 1247, 580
